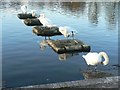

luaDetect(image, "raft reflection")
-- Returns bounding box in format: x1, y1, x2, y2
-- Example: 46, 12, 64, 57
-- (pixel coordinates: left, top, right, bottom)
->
39, 39, 80, 60
58, 52, 79, 61
39, 40, 48, 51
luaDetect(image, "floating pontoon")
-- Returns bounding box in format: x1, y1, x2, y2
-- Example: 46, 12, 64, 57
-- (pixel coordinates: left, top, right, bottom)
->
17, 13, 37, 19
32, 26, 62, 36
24, 19, 43, 26
46, 39, 91, 54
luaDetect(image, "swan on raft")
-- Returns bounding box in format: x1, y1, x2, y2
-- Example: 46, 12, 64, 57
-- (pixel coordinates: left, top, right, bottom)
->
38, 13, 56, 27
59, 26, 77, 39
31, 10, 38, 17
82, 52, 109, 66
21, 5, 38, 17
21, 5, 27, 14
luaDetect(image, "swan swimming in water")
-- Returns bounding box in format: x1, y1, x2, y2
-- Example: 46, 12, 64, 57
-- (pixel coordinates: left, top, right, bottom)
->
82, 52, 109, 66
38, 14, 56, 27
59, 26, 77, 39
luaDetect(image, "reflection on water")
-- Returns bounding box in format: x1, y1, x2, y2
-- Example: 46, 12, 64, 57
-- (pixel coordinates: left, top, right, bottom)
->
1, 1, 118, 88
58, 52, 79, 61
39, 40, 48, 51
39, 39, 79, 60
88, 2, 99, 24
59, 2, 86, 16
0, 2, 118, 27
104, 2, 117, 25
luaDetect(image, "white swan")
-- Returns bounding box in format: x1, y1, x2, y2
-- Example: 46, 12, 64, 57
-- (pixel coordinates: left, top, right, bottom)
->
82, 52, 109, 66
59, 26, 77, 39
21, 5, 38, 17
38, 14, 56, 27
21, 5, 27, 14
31, 10, 38, 17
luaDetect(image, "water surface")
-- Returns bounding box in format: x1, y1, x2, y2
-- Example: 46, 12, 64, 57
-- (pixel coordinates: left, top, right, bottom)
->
1, 1, 118, 88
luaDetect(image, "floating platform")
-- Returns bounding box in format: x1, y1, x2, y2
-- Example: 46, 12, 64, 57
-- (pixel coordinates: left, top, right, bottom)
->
32, 26, 62, 36
46, 39, 91, 54
17, 13, 37, 19
24, 19, 43, 26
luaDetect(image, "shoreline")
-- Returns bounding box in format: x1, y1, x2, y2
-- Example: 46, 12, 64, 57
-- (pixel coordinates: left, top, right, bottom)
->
14, 76, 119, 89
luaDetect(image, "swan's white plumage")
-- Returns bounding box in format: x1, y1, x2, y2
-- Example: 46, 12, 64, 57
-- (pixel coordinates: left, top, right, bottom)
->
82, 52, 109, 66
59, 26, 69, 37
38, 14, 56, 27
21, 5, 27, 14
21, 5, 38, 17
59, 26, 77, 38
31, 10, 38, 17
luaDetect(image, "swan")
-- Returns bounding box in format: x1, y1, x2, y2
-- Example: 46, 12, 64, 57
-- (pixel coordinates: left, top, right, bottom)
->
21, 5, 27, 14
82, 52, 109, 66
59, 26, 77, 39
31, 10, 38, 17
21, 5, 38, 17
38, 13, 56, 27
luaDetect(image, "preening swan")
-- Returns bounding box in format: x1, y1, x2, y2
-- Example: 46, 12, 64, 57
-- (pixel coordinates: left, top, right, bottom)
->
59, 26, 77, 39
82, 52, 109, 66
21, 5, 27, 14
38, 14, 56, 27
31, 10, 38, 17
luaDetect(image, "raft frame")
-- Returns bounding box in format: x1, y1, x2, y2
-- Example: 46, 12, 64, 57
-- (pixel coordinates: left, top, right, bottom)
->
32, 26, 62, 36
46, 39, 91, 54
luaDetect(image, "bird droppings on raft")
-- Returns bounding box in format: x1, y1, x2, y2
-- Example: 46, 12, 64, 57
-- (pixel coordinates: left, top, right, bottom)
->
32, 26, 62, 36
46, 39, 91, 54
24, 19, 43, 26
17, 13, 37, 19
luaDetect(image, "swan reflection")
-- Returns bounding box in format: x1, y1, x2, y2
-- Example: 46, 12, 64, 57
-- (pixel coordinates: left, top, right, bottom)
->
58, 52, 79, 61
39, 40, 48, 51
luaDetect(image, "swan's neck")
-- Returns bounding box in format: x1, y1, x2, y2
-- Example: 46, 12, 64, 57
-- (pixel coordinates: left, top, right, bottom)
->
99, 52, 109, 65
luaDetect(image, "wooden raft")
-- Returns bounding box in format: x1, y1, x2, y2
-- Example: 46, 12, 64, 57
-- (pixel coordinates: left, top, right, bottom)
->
24, 19, 43, 26
32, 26, 62, 36
46, 39, 91, 54
17, 13, 37, 19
